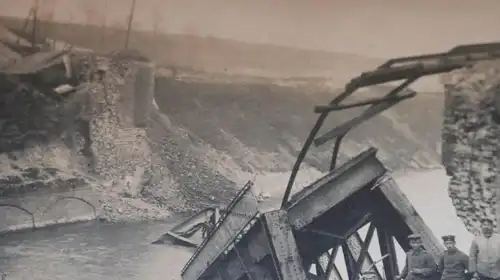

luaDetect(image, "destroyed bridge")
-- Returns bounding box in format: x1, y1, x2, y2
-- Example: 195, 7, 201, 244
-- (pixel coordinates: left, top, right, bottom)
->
179, 42, 500, 280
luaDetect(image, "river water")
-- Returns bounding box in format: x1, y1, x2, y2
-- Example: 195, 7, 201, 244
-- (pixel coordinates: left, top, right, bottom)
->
0, 217, 194, 280
0, 169, 473, 280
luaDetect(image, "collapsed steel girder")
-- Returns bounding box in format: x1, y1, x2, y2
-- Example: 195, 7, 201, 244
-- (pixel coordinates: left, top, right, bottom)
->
281, 41, 500, 207
179, 42, 500, 280
180, 148, 443, 280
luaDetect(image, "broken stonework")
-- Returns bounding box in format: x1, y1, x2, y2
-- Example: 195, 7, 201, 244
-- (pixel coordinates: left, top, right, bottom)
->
77, 54, 176, 220
441, 60, 500, 233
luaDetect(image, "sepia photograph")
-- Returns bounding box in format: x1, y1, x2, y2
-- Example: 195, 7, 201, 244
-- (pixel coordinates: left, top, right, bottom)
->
1, 1, 500, 280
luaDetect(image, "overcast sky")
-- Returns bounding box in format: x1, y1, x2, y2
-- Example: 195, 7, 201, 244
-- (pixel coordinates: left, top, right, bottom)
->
1, 0, 500, 58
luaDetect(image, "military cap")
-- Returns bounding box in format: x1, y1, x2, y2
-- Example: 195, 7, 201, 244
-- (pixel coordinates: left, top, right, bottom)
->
442, 235, 455, 242
408, 234, 421, 240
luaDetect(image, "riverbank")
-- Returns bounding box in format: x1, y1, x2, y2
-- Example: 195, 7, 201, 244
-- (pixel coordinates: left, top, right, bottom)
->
0, 155, 446, 235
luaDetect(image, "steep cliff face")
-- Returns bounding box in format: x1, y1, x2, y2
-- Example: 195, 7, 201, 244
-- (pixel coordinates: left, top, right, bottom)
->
441, 60, 500, 233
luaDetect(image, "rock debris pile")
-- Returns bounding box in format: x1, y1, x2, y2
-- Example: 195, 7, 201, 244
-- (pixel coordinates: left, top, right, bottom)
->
80, 55, 163, 220
0, 49, 241, 221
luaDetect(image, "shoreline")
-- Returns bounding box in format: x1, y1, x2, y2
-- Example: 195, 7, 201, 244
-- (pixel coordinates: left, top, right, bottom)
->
0, 167, 445, 235
0, 184, 100, 234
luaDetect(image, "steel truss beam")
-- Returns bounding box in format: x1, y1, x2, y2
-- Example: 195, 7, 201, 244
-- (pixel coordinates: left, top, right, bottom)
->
282, 41, 500, 207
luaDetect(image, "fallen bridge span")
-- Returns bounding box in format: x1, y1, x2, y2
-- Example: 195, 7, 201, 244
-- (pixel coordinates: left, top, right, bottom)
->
178, 41, 500, 280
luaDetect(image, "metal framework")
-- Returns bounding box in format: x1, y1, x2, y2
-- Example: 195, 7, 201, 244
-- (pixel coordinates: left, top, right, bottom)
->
181, 181, 261, 280
180, 148, 444, 280
180, 42, 500, 280
281, 41, 500, 207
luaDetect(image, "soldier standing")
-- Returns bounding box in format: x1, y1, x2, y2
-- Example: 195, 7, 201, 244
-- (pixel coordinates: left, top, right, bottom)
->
438, 235, 469, 280
469, 219, 500, 280
397, 234, 438, 280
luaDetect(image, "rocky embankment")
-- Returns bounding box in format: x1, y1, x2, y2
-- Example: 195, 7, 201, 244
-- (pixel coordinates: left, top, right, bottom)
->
1, 54, 168, 221
0, 53, 243, 221
0, 51, 448, 222
441, 60, 500, 233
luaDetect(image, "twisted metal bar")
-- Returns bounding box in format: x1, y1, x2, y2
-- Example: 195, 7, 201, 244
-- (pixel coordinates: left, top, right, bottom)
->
281, 41, 500, 208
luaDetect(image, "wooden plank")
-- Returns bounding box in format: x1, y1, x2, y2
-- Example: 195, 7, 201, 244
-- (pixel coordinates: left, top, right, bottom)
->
263, 210, 308, 280
287, 148, 386, 229
182, 182, 260, 280
376, 176, 443, 261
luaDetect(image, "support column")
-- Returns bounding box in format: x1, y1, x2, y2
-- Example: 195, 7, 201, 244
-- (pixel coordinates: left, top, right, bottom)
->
263, 210, 308, 280
133, 61, 155, 128
377, 227, 399, 280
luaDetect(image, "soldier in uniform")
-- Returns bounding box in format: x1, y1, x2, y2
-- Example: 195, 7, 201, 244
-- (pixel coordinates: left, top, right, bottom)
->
438, 235, 469, 280
397, 234, 438, 280
469, 219, 500, 280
